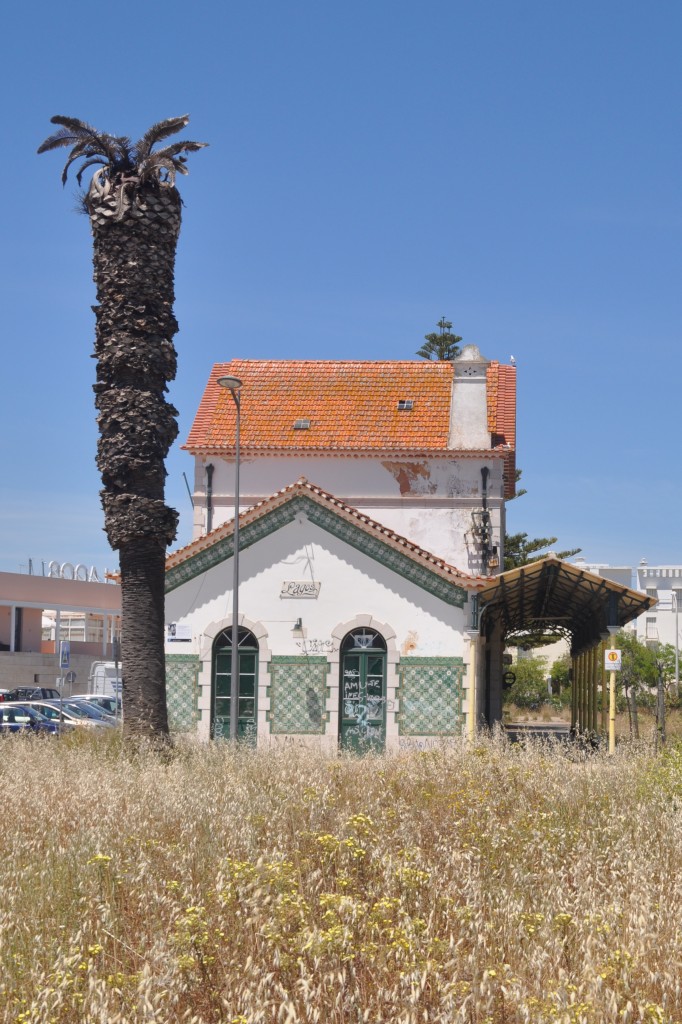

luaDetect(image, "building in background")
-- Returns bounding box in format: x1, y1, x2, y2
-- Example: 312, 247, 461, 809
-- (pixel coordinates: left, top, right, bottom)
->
0, 570, 121, 690
572, 557, 681, 652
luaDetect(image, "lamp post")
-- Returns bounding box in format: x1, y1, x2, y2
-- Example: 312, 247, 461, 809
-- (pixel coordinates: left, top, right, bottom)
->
217, 375, 243, 741
673, 591, 679, 694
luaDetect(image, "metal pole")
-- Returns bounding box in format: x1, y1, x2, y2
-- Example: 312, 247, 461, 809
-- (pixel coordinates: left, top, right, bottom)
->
674, 591, 679, 688
230, 389, 241, 742
601, 639, 608, 736
113, 635, 121, 725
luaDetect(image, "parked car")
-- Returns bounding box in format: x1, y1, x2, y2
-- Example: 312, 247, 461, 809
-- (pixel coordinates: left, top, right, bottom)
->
74, 694, 122, 717
0, 703, 61, 735
0, 687, 61, 702
24, 700, 114, 729
66, 698, 117, 723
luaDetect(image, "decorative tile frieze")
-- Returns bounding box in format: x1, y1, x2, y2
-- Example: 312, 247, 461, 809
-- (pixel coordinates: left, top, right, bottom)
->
396, 657, 464, 736
166, 495, 467, 607
267, 655, 331, 735
165, 654, 200, 732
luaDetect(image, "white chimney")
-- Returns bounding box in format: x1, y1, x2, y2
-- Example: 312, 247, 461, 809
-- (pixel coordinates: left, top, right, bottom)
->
448, 344, 490, 449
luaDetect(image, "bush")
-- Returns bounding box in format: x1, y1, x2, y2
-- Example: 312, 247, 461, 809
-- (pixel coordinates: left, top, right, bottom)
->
505, 656, 550, 709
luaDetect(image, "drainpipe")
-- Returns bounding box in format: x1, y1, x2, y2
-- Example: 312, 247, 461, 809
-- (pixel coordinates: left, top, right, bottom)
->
205, 463, 214, 535
480, 467, 490, 575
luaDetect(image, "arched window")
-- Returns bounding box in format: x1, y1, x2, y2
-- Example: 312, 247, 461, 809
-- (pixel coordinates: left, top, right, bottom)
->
339, 629, 387, 752
212, 627, 258, 744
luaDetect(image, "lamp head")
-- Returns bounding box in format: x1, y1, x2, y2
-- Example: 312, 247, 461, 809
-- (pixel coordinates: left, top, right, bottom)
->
217, 375, 243, 391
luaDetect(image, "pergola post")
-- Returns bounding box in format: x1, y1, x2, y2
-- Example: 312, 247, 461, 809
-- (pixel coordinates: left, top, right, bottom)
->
600, 637, 608, 736
579, 652, 586, 733
585, 647, 593, 737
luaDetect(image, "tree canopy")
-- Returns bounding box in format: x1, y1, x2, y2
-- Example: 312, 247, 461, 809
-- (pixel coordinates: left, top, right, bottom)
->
417, 317, 462, 361
38, 115, 207, 192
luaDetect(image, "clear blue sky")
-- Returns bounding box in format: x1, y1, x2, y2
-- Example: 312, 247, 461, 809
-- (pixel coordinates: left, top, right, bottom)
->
1, 0, 679, 576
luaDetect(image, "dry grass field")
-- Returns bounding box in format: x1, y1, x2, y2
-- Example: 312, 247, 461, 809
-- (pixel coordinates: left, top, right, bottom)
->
2, 731, 682, 1023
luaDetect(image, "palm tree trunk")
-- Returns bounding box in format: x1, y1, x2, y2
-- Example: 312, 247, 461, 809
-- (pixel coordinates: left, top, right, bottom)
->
89, 182, 181, 741
119, 538, 170, 736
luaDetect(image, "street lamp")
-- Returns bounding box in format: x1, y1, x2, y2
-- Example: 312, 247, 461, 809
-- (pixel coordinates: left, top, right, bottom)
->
673, 591, 679, 694
217, 375, 243, 741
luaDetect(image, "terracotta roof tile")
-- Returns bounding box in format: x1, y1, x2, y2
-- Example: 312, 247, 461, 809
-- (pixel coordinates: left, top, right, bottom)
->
185, 359, 516, 478
186, 360, 454, 453
490, 364, 516, 499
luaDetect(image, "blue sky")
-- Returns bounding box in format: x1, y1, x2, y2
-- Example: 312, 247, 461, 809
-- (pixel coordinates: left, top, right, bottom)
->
1, 0, 680, 576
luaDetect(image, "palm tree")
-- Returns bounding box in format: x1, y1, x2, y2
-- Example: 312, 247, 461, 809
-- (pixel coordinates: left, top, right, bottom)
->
38, 116, 207, 742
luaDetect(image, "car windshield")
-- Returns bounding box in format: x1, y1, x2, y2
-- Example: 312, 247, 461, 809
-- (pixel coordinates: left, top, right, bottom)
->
1, 705, 51, 724
94, 698, 120, 714
21, 706, 52, 722
42, 701, 89, 719
69, 701, 113, 720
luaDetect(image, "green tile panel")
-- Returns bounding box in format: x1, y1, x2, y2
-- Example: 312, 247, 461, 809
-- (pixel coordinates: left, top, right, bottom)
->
165, 654, 200, 732
396, 657, 464, 736
267, 656, 331, 735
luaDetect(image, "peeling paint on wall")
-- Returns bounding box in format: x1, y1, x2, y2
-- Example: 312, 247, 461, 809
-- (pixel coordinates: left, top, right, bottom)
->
401, 630, 418, 656
381, 461, 438, 496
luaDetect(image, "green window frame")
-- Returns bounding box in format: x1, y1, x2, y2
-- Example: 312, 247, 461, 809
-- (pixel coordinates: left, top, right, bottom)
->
339, 628, 387, 753
212, 627, 258, 744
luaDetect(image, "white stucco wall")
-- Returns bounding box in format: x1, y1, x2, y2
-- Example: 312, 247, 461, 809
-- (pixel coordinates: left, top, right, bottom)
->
192, 454, 505, 572
166, 518, 471, 748
635, 564, 682, 653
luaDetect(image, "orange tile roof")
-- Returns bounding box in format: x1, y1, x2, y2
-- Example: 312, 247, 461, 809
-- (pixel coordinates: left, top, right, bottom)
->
186, 360, 454, 453
166, 477, 492, 588
487, 362, 517, 499
185, 359, 516, 463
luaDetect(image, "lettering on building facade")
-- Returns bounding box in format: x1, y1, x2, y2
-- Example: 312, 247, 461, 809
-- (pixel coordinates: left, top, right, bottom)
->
280, 581, 321, 598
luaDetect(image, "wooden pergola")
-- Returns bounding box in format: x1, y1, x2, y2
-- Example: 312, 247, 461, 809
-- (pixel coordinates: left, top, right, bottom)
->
475, 554, 655, 735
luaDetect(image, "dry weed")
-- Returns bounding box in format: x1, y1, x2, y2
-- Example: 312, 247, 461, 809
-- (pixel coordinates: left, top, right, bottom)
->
1, 731, 682, 1022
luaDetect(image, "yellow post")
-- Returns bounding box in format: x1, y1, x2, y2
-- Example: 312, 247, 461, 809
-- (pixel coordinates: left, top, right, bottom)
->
467, 637, 477, 744
601, 640, 608, 736
609, 669, 616, 754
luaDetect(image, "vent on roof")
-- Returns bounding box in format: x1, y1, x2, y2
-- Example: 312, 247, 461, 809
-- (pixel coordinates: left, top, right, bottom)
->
397, 399, 414, 411
293, 418, 311, 430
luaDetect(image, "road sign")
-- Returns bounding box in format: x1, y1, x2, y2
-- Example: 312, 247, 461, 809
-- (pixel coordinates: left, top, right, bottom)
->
59, 641, 70, 669
605, 649, 622, 671
65, 670, 76, 685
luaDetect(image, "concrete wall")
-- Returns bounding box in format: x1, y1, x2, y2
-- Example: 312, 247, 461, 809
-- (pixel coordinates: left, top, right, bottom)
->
0, 651, 103, 693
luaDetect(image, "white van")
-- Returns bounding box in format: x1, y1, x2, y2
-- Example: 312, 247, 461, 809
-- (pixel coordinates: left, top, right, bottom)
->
88, 661, 122, 697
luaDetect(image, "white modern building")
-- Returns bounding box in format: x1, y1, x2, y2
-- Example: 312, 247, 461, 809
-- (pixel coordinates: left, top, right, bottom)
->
572, 557, 682, 654
634, 559, 682, 654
